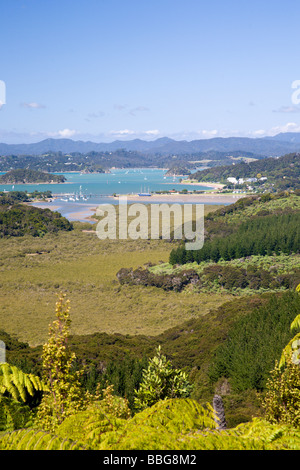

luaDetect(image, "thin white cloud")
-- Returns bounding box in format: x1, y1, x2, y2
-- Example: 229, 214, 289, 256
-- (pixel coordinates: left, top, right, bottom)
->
4, 122, 300, 146
247, 122, 300, 138
87, 111, 105, 119
273, 106, 300, 113
45, 128, 77, 138
113, 104, 128, 111
57, 128, 77, 138
113, 104, 149, 116
129, 106, 149, 116
252, 129, 266, 136
197, 129, 218, 138
109, 129, 136, 136
85, 111, 106, 122
267, 122, 300, 135
21, 102, 46, 109
144, 129, 160, 136
108, 129, 160, 139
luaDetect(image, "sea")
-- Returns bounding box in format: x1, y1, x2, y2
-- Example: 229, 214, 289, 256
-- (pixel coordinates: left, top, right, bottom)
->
0, 168, 216, 223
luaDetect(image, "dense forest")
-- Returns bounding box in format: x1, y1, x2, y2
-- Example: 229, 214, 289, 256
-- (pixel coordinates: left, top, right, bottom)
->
0, 190, 52, 205
0, 191, 73, 237
169, 211, 299, 265
0, 169, 66, 184
0, 149, 263, 174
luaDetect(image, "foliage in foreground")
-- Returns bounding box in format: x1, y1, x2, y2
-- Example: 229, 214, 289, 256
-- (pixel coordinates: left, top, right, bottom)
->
262, 358, 300, 428
133, 345, 193, 411
2, 287, 300, 450
36, 295, 88, 431
261, 285, 300, 427
0, 397, 33, 432
0, 363, 45, 404
2, 398, 300, 450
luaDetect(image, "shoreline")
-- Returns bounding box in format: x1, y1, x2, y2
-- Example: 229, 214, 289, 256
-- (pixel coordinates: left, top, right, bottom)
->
176, 181, 225, 190
30, 184, 248, 223
119, 192, 244, 203
43, 192, 246, 223
67, 208, 98, 223
66, 192, 245, 222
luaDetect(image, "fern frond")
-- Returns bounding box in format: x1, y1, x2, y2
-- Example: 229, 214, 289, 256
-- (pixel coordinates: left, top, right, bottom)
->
98, 398, 217, 450
0, 396, 32, 431
279, 332, 300, 369
290, 315, 300, 333
0, 428, 85, 450
0, 363, 46, 403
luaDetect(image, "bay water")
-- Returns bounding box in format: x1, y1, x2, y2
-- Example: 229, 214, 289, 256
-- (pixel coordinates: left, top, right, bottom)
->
0, 168, 214, 223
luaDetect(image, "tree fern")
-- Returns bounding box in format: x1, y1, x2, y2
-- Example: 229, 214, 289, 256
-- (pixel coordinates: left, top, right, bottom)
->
290, 283, 300, 332
2, 399, 300, 449
0, 396, 32, 431
56, 403, 127, 449
0, 428, 85, 450
0, 363, 45, 403
280, 284, 300, 368
98, 398, 217, 450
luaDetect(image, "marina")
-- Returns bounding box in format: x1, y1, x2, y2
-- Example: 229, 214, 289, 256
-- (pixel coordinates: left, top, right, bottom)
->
0, 168, 236, 223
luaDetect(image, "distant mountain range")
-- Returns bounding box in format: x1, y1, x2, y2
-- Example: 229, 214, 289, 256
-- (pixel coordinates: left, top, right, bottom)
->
1, 132, 300, 157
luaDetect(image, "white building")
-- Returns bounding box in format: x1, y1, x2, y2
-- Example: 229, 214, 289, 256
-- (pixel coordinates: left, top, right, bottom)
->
227, 177, 238, 184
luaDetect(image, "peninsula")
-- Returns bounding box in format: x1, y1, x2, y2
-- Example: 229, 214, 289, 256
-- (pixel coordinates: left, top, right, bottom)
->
0, 169, 66, 184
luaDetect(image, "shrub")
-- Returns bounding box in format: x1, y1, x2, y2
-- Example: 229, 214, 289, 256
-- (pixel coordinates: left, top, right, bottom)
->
133, 346, 193, 412
262, 358, 300, 426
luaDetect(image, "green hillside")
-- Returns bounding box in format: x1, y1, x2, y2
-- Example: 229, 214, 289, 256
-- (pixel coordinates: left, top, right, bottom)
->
0, 169, 66, 184
169, 191, 300, 267
191, 152, 300, 191
0, 203, 73, 238
0, 191, 299, 448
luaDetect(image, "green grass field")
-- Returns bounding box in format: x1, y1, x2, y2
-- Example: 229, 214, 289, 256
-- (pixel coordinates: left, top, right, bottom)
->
0, 205, 232, 346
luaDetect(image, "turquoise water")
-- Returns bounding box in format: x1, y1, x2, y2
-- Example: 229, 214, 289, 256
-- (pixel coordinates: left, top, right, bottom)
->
0, 168, 210, 200
0, 168, 215, 222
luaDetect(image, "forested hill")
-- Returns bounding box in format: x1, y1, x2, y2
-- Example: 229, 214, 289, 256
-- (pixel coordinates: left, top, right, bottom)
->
0, 149, 263, 173
0, 169, 66, 184
0, 191, 73, 237
190, 153, 300, 191
169, 191, 300, 266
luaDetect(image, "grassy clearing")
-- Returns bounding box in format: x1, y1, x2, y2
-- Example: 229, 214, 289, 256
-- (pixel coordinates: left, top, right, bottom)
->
0, 205, 230, 346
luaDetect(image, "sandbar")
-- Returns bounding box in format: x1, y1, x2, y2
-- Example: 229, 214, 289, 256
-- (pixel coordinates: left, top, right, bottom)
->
118, 192, 245, 204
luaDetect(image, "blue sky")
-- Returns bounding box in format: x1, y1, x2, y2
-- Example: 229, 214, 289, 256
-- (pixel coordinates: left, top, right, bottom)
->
1, 0, 300, 143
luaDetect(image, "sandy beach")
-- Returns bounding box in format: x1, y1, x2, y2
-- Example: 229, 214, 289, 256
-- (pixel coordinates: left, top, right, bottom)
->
173, 181, 225, 190
67, 207, 98, 223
